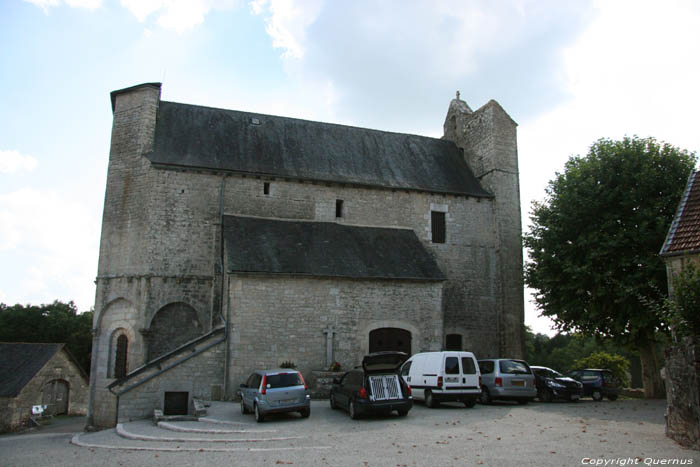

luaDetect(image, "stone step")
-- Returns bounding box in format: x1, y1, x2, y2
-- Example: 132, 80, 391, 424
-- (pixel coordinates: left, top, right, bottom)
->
119, 421, 292, 442
72, 423, 332, 453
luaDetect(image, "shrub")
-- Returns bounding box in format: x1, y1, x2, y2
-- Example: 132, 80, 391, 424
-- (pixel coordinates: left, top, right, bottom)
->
571, 351, 630, 387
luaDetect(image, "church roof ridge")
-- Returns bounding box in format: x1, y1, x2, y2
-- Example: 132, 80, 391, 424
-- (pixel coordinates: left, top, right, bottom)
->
147, 100, 491, 198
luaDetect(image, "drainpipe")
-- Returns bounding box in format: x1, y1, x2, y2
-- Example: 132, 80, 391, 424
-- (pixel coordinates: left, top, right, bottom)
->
219, 174, 230, 399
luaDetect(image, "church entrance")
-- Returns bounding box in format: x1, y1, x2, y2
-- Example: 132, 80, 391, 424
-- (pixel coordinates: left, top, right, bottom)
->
369, 328, 411, 354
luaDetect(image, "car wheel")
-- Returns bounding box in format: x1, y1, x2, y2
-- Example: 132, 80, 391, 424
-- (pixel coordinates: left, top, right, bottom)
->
592, 390, 603, 402
425, 391, 439, 408
349, 400, 359, 420
541, 389, 553, 403
240, 400, 250, 414
607, 394, 618, 401
463, 398, 476, 408
517, 399, 528, 405
479, 387, 492, 405
329, 394, 337, 410
299, 407, 310, 418
254, 404, 265, 423
397, 409, 409, 417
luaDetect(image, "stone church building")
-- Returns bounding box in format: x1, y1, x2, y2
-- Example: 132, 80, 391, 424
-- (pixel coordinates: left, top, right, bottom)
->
86, 83, 524, 428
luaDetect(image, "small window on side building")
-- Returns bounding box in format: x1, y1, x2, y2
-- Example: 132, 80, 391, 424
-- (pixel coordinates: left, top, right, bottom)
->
263, 182, 270, 195
336, 199, 344, 218
431, 211, 446, 243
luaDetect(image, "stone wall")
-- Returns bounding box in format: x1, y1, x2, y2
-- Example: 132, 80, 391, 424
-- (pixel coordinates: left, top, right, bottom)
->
0, 349, 88, 432
115, 333, 225, 422
665, 336, 700, 450
226, 276, 443, 389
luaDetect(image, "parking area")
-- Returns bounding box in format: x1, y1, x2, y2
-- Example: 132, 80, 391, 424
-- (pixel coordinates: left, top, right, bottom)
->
1, 398, 698, 466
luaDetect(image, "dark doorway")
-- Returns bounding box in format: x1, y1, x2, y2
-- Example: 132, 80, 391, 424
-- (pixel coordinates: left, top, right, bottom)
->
369, 328, 412, 354
445, 334, 463, 351
164, 391, 189, 415
43, 379, 69, 415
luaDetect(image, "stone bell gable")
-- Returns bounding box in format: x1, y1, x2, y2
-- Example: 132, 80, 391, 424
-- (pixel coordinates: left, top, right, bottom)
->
87, 83, 524, 428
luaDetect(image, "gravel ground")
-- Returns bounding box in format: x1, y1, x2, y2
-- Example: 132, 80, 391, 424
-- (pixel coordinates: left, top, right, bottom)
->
0, 398, 697, 467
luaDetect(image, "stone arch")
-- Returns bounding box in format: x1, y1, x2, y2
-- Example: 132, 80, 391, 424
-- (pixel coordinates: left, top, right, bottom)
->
98, 298, 142, 379
42, 378, 69, 415
108, 329, 133, 378
444, 326, 471, 352
146, 302, 203, 361
361, 321, 420, 356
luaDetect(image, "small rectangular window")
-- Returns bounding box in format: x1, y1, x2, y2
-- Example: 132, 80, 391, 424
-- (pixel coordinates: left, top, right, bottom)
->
336, 199, 344, 218
431, 211, 446, 243
263, 182, 270, 195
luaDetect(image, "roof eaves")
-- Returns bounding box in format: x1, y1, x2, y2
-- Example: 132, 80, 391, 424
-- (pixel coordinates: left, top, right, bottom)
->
660, 171, 698, 256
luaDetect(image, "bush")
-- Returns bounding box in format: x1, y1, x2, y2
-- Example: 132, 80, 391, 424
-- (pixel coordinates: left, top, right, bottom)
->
571, 351, 630, 387
670, 258, 700, 337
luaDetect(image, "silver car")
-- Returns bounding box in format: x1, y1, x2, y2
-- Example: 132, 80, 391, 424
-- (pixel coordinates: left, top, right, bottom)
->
239, 369, 311, 422
478, 359, 537, 405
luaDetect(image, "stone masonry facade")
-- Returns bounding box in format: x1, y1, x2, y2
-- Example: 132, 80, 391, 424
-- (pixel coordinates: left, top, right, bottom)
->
87, 83, 525, 427
1, 349, 89, 432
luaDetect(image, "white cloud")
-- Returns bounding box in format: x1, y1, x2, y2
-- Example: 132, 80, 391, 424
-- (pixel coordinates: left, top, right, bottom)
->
518, 0, 700, 335
250, 0, 324, 59
0, 150, 38, 174
24, 0, 101, 13
120, 0, 239, 33
0, 187, 99, 310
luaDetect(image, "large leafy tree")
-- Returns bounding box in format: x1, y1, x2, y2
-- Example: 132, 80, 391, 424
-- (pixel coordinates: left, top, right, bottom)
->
524, 136, 696, 397
0, 300, 93, 374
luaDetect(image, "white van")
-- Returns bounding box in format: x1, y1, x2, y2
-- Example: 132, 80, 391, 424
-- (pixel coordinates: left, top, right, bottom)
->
399, 351, 481, 408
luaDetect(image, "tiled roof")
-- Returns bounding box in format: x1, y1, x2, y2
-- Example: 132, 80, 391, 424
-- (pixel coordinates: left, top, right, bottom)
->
147, 101, 492, 198
0, 343, 62, 397
661, 171, 700, 256
223, 216, 445, 281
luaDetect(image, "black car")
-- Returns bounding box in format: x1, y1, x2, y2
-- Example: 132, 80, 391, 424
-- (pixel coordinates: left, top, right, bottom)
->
330, 352, 413, 419
531, 366, 583, 402
566, 369, 621, 401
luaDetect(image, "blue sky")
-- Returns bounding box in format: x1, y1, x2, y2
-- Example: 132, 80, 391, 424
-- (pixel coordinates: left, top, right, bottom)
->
1, 0, 699, 335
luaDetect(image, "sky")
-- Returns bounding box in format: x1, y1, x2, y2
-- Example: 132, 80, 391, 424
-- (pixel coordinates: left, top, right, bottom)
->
1, 0, 699, 336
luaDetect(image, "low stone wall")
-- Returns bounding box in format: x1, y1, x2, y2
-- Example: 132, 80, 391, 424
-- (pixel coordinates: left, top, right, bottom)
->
309, 371, 345, 399
665, 336, 700, 450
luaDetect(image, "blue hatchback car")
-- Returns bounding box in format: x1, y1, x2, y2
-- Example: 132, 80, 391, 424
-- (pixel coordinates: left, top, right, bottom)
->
239, 369, 311, 422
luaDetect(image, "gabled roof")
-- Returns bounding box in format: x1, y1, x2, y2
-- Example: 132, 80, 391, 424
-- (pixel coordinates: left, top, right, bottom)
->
0, 343, 63, 397
661, 171, 700, 257
223, 216, 445, 281
147, 101, 492, 198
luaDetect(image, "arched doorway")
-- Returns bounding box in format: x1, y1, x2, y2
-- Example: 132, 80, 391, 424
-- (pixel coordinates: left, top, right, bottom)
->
369, 328, 412, 354
43, 379, 69, 415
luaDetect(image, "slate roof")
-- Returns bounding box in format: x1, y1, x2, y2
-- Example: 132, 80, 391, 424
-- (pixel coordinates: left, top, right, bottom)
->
661, 171, 700, 256
147, 101, 491, 198
223, 216, 445, 281
0, 343, 63, 397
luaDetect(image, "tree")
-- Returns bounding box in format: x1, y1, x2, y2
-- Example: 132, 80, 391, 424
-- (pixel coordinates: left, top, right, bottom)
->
524, 136, 697, 398
0, 301, 93, 374
572, 351, 630, 387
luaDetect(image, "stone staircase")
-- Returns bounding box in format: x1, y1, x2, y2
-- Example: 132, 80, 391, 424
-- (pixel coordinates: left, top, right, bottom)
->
71, 401, 331, 453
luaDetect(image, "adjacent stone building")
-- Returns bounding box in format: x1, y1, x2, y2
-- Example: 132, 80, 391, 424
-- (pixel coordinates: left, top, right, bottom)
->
660, 170, 700, 450
87, 83, 525, 427
0, 343, 89, 432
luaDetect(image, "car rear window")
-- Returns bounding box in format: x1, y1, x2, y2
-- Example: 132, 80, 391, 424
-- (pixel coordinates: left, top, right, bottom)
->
266, 372, 303, 388
602, 372, 619, 384
445, 357, 459, 374
499, 360, 531, 375
461, 357, 476, 374
479, 361, 494, 374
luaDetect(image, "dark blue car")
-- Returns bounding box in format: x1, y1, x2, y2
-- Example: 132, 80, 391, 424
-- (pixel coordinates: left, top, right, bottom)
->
565, 369, 621, 401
